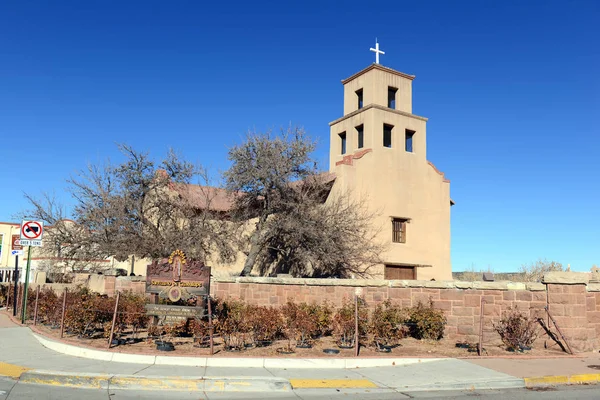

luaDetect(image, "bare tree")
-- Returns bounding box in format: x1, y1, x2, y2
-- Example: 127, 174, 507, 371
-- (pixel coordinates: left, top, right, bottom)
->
225, 127, 384, 277
23, 144, 237, 268
517, 258, 564, 282
20, 193, 109, 278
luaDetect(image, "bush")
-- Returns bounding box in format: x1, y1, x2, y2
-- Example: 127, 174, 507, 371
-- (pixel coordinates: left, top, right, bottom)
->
332, 297, 368, 347
281, 301, 318, 347
407, 299, 446, 340
248, 305, 284, 344
37, 287, 62, 327
301, 301, 333, 338
494, 306, 539, 351
369, 300, 407, 348
215, 299, 250, 350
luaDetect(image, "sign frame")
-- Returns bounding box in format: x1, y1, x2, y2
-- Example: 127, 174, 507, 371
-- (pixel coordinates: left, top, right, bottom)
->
20, 220, 44, 241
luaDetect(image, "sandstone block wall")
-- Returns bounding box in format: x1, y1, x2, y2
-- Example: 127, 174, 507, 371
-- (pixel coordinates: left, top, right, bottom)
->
210, 272, 600, 353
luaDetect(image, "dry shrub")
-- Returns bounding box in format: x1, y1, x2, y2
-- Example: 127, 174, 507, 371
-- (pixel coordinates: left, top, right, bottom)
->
407, 299, 447, 340
494, 306, 539, 351
369, 300, 407, 348
332, 297, 368, 347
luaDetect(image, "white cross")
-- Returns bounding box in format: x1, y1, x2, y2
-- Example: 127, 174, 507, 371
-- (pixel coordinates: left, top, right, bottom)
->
370, 39, 385, 64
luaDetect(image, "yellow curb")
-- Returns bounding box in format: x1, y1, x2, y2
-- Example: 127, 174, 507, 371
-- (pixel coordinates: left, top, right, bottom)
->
110, 376, 203, 391
290, 379, 378, 389
20, 373, 111, 389
0, 362, 31, 379
524, 373, 600, 387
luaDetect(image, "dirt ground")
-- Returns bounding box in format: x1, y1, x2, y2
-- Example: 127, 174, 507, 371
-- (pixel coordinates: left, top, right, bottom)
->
31, 323, 570, 358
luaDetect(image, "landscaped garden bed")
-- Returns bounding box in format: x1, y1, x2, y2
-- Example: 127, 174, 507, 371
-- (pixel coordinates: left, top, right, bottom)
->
10, 286, 571, 358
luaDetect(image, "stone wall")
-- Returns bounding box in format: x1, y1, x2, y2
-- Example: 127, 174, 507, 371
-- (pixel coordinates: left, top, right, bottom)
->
211, 272, 600, 353
9, 271, 596, 353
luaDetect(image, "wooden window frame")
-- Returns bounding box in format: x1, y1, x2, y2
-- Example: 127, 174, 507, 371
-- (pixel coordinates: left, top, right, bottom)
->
391, 217, 409, 243
384, 264, 416, 280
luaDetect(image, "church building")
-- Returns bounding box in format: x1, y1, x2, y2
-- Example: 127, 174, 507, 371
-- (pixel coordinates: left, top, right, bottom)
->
328, 43, 453, 281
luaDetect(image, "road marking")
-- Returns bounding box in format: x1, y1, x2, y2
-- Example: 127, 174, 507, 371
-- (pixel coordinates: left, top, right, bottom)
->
0, 362, 30, 379
290, 379, 378, 389
524, 373, 600, 387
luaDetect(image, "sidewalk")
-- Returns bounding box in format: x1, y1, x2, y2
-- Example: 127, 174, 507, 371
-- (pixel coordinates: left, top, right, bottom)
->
0, 311, 597, 392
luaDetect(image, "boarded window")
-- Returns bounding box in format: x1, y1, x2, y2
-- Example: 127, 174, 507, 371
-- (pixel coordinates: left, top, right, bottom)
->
384, 265, 416, 280
405, 129, 415, 152
383, 124, 393, 148
339, 132, 347, 155
356, 124, 364, 149
392, 218, 407, 243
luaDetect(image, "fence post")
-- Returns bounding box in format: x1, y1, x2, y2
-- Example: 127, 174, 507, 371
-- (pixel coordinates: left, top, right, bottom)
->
16, 284, 23, 320
6, 283, 10, 311
60, 288, 68, 338
207, 295, 214, 356
478, 298, 486, 356
107, 292, 121, 349
354, 295, 359, 357
33, 286, 40, 326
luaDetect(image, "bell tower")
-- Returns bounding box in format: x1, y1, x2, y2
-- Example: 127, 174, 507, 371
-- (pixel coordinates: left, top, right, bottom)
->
328, 41, 452, 281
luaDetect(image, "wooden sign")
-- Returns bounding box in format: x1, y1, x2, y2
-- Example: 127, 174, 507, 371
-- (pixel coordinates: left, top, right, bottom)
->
145, 304, 205, 318
145, 249, 211, 297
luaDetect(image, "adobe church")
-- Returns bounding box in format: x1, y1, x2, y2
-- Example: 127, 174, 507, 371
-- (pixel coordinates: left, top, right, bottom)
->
0, 43, 453, 282
327, 42, 453, 281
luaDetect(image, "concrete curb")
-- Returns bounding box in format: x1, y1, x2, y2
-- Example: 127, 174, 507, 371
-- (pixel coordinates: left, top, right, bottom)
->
524, 373, 600, 387
19, 370, 292, 392
32, 332, 443, 369
392, 377, 526, 392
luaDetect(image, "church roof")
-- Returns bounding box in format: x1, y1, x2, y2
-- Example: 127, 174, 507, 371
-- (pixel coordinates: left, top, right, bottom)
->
173, 172, 337, 213
341, 63, 416, 85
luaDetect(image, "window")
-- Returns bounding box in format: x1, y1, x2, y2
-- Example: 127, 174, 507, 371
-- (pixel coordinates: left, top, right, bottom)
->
356, 89, 363, 109
392, 218, 408, 243
356, 124, 364, 149
384, 265, 416, 280
405, 129, 415, 152
339, 132, 347, 155
388, 87, 397, 109
383, 124, 393, 148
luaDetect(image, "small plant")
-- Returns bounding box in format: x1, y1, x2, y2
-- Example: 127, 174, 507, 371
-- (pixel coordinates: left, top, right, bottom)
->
281, 301, 315, 349
248, 305, 283, 346
368, 300, 407, 350
332, 297, 368, 348
215, 299, 249, 351
302, 301, 333, 338
407, 299, 446, 340
494, 306, 539, 352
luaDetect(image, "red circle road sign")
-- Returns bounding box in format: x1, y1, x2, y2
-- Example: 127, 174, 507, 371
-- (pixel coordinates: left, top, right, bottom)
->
21, 221, 43, 240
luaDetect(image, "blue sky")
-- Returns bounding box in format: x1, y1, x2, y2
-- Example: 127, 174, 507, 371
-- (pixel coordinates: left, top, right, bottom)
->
1, 1, 598, 272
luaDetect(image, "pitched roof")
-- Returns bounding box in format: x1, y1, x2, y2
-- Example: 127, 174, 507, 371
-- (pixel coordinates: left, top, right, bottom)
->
172, 172, 337, 212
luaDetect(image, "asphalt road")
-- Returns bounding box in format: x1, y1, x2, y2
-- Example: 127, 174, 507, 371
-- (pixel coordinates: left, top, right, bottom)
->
0, 378, 599, 400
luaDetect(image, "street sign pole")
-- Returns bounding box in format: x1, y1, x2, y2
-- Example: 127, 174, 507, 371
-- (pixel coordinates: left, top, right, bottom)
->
12, 256, 19, 317
21, 246, 33, 324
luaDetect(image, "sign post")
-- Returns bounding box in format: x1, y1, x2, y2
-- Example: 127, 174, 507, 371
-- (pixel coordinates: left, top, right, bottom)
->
12, 255, 18, 317
19, 220, 44, 324
21, 246, 33, 324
